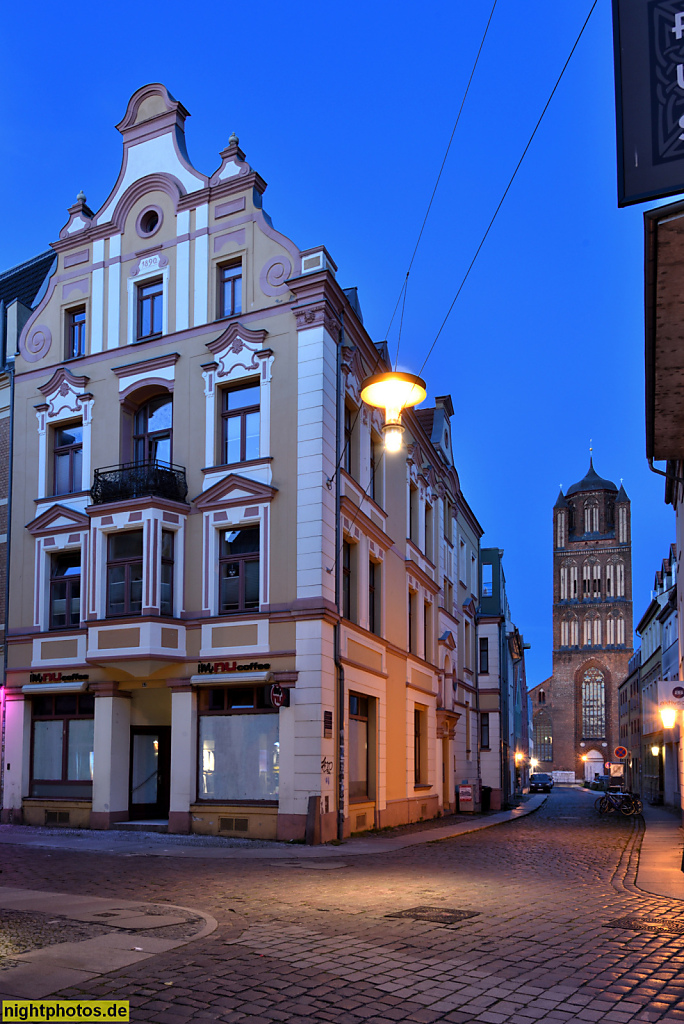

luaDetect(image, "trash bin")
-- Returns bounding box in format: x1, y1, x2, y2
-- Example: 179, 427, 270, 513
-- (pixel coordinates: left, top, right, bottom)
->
481, 786, 492, 812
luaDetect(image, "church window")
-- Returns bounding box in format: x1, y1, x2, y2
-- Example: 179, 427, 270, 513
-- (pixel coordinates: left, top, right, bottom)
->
583, 617, 592, 646
582, 668, 605, 739
556, 512, 565, 549
593, 563, 601, 598
584, 502, 599, 533
606, 616, 615, 645
593, 616, 602, 647
616, 617, 625, 645
560, 620, 569, 646
538, 689, 546, 704
560, 567, 568, 600
618, 506, 628, 543
616, 561, 625, 597
582, 564, 591, 599
570, 618, 579, 646
533, 711, 553, 761
606, 563, 614, 596
570, 565, 578, 598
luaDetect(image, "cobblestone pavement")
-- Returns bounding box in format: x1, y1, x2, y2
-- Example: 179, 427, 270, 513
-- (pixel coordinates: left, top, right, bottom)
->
2, 787, 684, 1022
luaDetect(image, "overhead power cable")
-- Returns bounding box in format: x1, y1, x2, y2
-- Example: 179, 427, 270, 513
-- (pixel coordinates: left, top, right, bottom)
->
390, 0, 499, 369
417, 0, 599, 378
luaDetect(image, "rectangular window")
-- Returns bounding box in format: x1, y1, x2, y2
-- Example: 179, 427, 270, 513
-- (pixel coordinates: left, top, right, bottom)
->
480, 712, 490, 749
349, 693, 369, 800
369, 436, 381, 503
343, 542, 351, 620
464, 621, 471, 670
161, 530, 174, 616
423, 603, 429, 662
53, 423, 83, 495
343, 407, 354, 476
408, 590, 416, 654
50, 553, 81, 630
459, 539, 466, 583
482, 563, 493, 598
137, 278, 163, 340
222, 382, 260, 465
414, 707, 426, 784
219, 526, 259, 613
409, 486, 419, 544
425, 504, 434, 559
198, 689, 279, 802
30, 693, 95, 798
479, 636, 489, 674
66, 307, 86, 359
368, 560, 380, 636
218, 262, 242, 319
107, 530, 143, 616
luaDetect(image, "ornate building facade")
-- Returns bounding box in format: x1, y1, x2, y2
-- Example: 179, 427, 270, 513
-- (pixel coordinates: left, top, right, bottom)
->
529, 461, 633, 779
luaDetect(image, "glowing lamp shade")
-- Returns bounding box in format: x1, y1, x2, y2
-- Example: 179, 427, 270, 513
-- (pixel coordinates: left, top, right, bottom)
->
530, 758, 539, 768
360, 371, 427, 451
660, 706, 677, 729
651, 744, 661, 757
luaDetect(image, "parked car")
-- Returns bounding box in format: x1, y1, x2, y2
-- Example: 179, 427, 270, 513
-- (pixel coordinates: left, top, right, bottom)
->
529, 773, 554, 793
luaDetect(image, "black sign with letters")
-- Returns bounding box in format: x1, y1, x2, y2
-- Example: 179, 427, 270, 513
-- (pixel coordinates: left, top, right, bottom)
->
613, 0, 684, 204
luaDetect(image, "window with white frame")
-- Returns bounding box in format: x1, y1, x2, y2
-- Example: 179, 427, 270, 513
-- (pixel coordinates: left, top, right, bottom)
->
583, 617, 592, 646
593, 616, 602, 647
618, 506, 628, 543
584, 502, 599, 533
556, 511, 566, 548
616, 561, 625, 597
570, 618, 579, 646
616, 616, 625, 645
52, 423, 83, 495
219, 526, 259, 614
582, 563, 591, 599
221, 381, 260, 465
49, 552, 81, 630
560, 619, 569, 647
570, 565, 578, 598
606, 615, 615, 646
606, 562, 614, 596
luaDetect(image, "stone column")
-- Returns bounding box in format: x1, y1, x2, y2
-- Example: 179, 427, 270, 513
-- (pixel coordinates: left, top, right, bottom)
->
168, 680, 196, 834
1, 691, 31, 822
90, 682, 131, 829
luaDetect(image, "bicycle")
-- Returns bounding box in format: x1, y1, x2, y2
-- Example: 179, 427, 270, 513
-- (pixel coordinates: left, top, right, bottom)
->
595, 791, 642, 816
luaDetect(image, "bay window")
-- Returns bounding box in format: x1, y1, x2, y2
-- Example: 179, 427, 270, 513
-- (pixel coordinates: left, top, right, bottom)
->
107, 530, 143, 616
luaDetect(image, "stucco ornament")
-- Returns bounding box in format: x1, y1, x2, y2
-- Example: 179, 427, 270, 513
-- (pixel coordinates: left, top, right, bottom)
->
260, 256, 292, 296
21, 325, 52, 363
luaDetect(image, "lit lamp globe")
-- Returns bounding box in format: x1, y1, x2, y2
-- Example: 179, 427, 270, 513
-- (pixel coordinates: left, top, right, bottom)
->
651, 744, 661, 757
530, 758, 539, 769
359, 371, 427, 452
660, 706, 677, 729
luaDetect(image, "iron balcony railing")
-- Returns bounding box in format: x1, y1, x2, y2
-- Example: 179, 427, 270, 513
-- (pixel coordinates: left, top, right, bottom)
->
91, 461, 188, 505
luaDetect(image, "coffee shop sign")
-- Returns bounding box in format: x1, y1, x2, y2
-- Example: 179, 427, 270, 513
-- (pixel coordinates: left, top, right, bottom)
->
197, 661, 271, 674
29, 672, 89, 683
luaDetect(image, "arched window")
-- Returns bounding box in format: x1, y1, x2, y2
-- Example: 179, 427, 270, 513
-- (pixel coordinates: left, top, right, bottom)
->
584, 502, 599, 533
593, 616, 602, 647
556, 512, 566, 549
583, 617, 592, 646
582, 668, 605, 739
618, 506, 628, 543
605, 562, 614, 596
570, 617, 579, 646
133, 395, 173, 465
606, 616, 615, 646
616, 617, 625, 645
538, 689, 546, 704
616, 561, 625, 597
570, 564, 578, 599
560, 566, 568, 600
560, 620, 569, 647
533, 710, 553, 761
582, 563, 591, 599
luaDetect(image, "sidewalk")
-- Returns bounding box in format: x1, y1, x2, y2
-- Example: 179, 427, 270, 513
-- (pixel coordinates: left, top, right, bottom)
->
0, 796, 548, 860
635, 802, 684, 899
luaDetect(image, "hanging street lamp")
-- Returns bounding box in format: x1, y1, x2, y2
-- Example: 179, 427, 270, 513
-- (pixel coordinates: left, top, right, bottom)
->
360, 371, 427, 452
660, 705, 677, 729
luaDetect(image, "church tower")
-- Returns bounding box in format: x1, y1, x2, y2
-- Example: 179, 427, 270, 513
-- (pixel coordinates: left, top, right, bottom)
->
531, 460, 633, 779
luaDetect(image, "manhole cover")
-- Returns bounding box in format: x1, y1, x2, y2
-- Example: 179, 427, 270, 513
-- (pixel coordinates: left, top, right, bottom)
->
606, 916, 684, 934
386, 906, 480, 924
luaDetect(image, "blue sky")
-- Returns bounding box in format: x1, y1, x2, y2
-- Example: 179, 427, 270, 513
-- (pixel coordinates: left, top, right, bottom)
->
0, 0, 674, 685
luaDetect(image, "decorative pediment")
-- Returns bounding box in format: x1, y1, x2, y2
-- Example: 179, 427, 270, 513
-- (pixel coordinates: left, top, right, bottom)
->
27, 504, 90, 537
439, 630, 457, 651
341, 346, 369, 404
206, 323, 269, 381
193, 473, 277, 511
38, 367, 91, 420
208, 135, 252, 186
59, 193, 94, 240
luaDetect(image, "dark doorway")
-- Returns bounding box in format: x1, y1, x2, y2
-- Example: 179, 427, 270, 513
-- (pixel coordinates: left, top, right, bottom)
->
129, 726, 171, 820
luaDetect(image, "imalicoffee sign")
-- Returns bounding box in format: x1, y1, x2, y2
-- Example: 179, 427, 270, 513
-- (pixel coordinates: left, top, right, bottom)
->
612, 0, 684, 205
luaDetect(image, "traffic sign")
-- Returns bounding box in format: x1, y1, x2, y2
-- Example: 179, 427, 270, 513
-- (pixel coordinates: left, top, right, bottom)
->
614, 746, 628, 759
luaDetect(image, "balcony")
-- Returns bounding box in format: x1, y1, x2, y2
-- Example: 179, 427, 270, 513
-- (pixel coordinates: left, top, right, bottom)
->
91, 461, 188, 505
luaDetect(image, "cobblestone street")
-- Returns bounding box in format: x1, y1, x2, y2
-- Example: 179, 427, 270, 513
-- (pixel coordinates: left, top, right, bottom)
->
2, 787, 684, 1022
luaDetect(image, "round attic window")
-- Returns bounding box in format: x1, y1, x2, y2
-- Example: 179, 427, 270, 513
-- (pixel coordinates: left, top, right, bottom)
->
136, 206, 163, 238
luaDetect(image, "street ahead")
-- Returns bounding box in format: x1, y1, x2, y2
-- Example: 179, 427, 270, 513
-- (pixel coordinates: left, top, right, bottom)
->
2, 787, 684, 1023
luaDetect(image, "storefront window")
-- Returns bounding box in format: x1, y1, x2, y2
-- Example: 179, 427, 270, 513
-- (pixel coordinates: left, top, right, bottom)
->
198, 686, 279, 801
31, 693, 94, 798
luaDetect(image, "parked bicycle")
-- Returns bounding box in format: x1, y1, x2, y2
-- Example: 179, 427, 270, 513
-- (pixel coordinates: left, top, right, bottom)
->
594, 790, 643, 816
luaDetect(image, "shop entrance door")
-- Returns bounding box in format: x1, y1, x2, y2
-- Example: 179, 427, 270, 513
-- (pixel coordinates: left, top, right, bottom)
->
129, 727, 171, 820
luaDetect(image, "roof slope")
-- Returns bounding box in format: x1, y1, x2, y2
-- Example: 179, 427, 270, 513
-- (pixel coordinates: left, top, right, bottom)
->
0, 251, 55, 309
